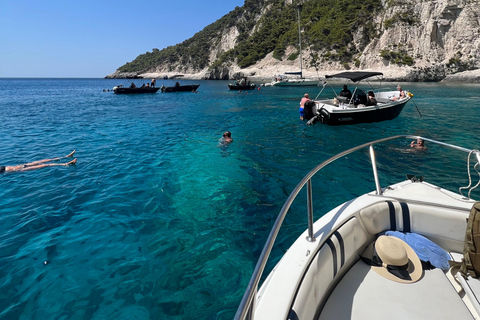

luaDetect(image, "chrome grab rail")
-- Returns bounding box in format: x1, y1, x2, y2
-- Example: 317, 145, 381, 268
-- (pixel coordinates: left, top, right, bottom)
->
234, 135, 477, 320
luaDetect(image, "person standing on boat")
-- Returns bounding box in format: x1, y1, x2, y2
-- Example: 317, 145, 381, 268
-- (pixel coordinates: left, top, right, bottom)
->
299, 93, 311, 120
391, 85, 406, 101
151, 79, 156, 87
0, 151, 77, 173
339, 85, 352, 101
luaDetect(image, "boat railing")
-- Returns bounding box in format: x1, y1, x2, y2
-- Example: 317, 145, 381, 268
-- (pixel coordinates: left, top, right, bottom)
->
234, 135, 478, 320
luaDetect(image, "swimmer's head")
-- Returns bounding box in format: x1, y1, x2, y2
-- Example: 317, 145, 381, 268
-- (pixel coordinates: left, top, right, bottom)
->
223, 131, 231, 138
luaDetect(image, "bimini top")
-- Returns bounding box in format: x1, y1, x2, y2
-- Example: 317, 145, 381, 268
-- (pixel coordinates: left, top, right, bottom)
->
325, 71, 383, 82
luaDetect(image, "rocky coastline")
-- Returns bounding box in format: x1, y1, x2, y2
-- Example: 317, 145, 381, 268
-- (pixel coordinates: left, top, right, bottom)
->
106, 0, 480, 83
105, 65, 480, 83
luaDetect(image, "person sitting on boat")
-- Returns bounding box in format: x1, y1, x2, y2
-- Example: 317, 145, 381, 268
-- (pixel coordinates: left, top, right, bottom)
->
1, 151, 77, 174
175, 82, 180, 87
410, 138, 426, 149
146, 83, 150, 87
299, 93, 311, 120
339, 85, 352, 101
391, 85, 406, 101
130, 82, 136, 88
366, 91, 377, 106
140, 83, 145, 88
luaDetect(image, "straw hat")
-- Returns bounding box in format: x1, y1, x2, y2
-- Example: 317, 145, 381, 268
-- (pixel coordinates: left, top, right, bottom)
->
361, 235, 423, 283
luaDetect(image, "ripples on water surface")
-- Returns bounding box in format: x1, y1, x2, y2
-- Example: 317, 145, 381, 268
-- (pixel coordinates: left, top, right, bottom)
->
0, 79, 479, 319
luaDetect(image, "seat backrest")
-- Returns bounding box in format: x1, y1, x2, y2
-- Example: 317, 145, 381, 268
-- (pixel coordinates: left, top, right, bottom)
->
289, 217, 370, 320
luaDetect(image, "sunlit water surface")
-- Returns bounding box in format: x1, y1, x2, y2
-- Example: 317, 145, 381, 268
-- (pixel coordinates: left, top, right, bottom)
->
0, 78, 479, 319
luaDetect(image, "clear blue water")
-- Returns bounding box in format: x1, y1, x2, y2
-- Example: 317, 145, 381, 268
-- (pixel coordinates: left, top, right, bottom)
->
0, 78, 479, 319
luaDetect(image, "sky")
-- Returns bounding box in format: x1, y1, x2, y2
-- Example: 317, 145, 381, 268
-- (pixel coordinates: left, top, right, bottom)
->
0, 0, 245, 78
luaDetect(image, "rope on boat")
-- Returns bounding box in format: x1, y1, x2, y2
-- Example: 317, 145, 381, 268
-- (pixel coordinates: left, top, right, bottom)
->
459, 150, 480, 198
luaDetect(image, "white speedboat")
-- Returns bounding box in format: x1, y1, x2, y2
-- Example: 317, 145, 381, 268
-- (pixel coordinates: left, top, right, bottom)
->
235, 135, 480, 320
304, 72, 411, 125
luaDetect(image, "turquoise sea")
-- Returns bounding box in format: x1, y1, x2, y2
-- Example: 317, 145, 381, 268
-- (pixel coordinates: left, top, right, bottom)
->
0, 78, 479, 319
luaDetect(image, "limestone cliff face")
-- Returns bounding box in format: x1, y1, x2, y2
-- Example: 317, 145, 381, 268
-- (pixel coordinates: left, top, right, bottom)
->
107, 0, 480, 82
357, 0, 480, 81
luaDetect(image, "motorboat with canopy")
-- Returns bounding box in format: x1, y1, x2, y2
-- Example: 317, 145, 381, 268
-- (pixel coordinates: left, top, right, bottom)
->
303, 71, 411, 125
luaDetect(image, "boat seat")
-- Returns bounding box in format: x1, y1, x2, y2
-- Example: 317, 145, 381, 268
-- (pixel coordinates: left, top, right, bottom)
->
289, 217, 370, 320
336, 96, 350, 104
319, 259, 474, 319
289, 199, 470, 320
376, 97, 392, 104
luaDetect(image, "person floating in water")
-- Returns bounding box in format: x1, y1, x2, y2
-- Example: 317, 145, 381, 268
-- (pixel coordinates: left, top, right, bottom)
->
410, 138, 426, 149
0, 151, 77, 173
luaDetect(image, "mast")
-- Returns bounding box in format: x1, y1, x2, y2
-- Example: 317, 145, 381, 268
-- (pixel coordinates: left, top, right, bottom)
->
297, 4, 303, 78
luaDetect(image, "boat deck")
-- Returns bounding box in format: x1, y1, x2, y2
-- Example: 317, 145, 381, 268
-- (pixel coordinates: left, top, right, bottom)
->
319, 254, 477, 319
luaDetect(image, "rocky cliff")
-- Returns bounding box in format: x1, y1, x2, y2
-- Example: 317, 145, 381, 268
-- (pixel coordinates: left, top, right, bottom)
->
106, 0, 480, 82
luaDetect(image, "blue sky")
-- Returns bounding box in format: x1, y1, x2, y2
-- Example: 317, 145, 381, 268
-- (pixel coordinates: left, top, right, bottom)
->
0, 0, 245, 78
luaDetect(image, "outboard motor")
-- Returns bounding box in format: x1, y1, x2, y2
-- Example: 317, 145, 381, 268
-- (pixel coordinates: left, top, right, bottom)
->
303, 100, 316, 120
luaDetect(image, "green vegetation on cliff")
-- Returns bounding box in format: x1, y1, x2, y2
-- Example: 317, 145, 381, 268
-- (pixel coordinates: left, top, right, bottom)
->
117, 0, 413, 74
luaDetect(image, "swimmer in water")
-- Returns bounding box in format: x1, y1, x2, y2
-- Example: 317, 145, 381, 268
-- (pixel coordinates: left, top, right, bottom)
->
221, 131, 233, 144
0, 150, 77, 173
410, 138, 426, 150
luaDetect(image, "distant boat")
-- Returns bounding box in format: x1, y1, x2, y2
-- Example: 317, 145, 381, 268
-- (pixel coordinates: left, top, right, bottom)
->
160, 75, 200, 93
263, 74, 320, 87
228, 77, 256, 90
262, 5, 319, 87
113, 85, 159, 94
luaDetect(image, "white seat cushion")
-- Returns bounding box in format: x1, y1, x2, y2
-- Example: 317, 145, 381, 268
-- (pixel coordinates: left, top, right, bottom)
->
319, 260, 474, 320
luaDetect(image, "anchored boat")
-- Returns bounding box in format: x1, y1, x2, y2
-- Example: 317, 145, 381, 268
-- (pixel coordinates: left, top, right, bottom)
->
228, 77, 256, 90
304, 72, 411, 125
160, 75, 200, 93
113, 84, 160, 94
235, 135, 480, 320
262, 5, 320, 87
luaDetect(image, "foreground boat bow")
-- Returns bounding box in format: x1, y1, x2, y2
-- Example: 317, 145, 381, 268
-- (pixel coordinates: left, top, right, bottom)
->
235, 136, 480, 320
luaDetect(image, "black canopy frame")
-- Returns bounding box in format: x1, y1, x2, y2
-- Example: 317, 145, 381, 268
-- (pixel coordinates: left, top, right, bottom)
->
325, 72, 383, 83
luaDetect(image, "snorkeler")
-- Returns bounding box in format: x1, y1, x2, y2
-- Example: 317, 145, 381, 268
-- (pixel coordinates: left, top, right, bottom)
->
0, 150, 77, 173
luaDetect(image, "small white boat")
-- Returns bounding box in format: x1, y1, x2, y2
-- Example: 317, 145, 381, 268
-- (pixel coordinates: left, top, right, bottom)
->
235, 135, 480, 320
262, 74, 320, 87
305, 72, 411, 125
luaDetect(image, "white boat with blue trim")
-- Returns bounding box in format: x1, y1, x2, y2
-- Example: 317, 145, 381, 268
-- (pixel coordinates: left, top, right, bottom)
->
235, 136, 480, 320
